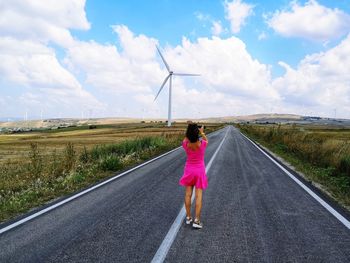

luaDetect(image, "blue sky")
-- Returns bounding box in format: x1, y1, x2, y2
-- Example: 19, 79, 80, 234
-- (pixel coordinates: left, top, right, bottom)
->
1, 0, 350, 120
72, 0, 350, 77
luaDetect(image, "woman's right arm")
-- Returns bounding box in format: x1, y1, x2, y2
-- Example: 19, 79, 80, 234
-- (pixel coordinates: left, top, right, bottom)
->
199, 126, 208, 142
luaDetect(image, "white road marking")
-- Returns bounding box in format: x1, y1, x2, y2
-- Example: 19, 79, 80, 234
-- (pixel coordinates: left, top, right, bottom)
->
240, 132, 350, 230
151, 126, 230, 263
0, 127, 225, 235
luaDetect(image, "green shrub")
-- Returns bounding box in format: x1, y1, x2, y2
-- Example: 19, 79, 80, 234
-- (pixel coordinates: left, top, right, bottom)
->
91, 136, 166, 160
79, 146, 90, 163
29, 143, 42, 178
99, 155, 122, 171
339, 155, 350, 177
274, 143, 288, 152
49, 149, 63, 178
64, 142, 76, 172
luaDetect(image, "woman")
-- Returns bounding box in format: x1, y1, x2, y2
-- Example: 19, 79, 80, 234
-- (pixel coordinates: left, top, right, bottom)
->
179, 123, 208, 229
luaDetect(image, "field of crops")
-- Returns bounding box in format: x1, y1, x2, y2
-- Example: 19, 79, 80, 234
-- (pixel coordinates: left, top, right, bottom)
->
237, 123, 350, 209
0, 122, 224, 223
0, 123, 187, 164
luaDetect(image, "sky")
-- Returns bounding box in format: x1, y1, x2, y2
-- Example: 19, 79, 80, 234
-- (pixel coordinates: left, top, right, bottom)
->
1, 0, 350, 120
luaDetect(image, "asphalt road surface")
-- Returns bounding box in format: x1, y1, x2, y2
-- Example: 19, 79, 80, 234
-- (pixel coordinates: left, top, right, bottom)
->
1, 126, 349, 262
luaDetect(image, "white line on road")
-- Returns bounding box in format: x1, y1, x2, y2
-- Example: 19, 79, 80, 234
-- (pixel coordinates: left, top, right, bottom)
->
151, 126, 230, 263
0, 127, 225, 235
240, 132, 350, 230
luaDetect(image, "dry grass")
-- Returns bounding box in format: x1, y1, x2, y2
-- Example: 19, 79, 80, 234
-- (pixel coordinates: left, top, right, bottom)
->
0, 123, 210, 164
0, 122, 224, 223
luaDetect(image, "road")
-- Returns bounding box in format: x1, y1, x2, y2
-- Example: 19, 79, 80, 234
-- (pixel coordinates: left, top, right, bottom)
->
0, 126, 349, 262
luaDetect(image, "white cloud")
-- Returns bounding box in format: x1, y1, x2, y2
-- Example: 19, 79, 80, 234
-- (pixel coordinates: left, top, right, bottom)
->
0, 0, 90, 47
112, 25, 159, 61
110, 34, 278, 118
0, 37, 104, 114
258, 31, 267, 40
195, 12, 211, 22
267, 0, 350, 42
164, 36, 277, 101
224, 0, 254, 33
0, 37, 77, 89
54, 23, 350, 120
0, 0, 106, 118
65, 26, 279, 117
194, 12, 227, 37
211, 21, 224, 36
171, 81, 271, 118
65, 26, 164, 94
1, 0, 349, 119
273, 34, 350, 117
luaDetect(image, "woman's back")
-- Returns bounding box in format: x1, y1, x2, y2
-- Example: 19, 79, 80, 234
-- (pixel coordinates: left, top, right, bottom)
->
182, 139, 207, 167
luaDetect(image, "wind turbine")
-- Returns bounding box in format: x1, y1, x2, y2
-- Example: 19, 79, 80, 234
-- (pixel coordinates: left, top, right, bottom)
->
154, 46, 200, 127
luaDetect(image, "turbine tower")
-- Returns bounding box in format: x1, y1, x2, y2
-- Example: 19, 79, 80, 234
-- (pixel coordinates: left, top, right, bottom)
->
154, 46, 200, 127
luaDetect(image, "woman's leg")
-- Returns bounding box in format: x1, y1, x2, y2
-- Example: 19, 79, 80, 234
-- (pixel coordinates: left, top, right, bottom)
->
185, 186, 193, 218
195, 188, 203, 221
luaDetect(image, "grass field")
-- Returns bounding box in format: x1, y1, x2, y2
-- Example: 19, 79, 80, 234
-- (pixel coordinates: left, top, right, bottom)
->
0, 122, 224, 223
237, 123, 350, 210
0, 123, 180, 164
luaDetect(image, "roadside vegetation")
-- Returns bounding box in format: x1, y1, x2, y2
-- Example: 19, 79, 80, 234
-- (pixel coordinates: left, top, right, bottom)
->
0, 122, 224, 223
237, 123, 350, 209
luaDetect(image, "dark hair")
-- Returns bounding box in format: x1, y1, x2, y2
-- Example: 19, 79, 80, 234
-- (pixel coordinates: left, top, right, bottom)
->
186, 123, 199, 143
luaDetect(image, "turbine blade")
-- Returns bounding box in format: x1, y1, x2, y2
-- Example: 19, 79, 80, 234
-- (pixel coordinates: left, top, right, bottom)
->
172, 73, 201, 76
156, 45, 170, 72
154, 75, 170, 101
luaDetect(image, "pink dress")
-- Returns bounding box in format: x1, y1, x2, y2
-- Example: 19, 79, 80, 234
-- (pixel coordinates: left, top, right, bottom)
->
179, 138, 208, 190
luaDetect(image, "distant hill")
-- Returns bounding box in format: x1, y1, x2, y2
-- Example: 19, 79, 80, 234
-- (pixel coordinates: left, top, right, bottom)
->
0, 117, 23, 122
0, 117, 143, 129
1, 114, 350, 129
196, 113, 302, 123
